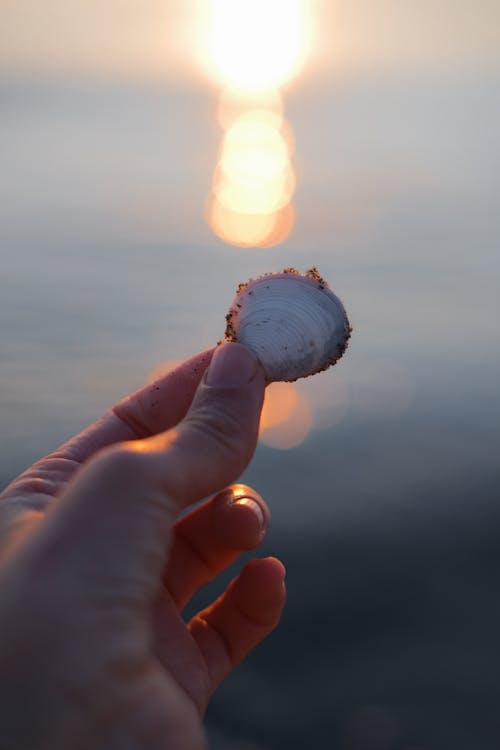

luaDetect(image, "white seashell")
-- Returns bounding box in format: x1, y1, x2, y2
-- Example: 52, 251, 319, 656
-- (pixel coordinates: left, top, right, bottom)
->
224, 267, 351, 382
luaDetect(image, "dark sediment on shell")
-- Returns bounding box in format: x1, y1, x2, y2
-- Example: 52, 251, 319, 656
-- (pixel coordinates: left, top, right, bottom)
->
224, 267, 352, 382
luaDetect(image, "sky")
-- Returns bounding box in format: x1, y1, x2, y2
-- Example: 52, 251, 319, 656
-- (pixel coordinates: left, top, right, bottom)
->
1, 0, 500, 82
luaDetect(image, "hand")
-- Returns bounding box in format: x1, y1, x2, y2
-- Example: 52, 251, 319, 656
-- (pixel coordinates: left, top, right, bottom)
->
0, 343, 286, 750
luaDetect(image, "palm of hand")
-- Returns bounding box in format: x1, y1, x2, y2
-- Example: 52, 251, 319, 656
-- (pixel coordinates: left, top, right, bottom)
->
0, 348, 285, 750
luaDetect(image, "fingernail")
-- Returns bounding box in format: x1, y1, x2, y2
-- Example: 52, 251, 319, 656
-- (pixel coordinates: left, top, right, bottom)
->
206, 343, 258, 387
234, 496, 266, 533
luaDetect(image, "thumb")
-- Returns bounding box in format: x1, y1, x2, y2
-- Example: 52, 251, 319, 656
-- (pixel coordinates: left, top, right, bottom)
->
35, 344, 265, 601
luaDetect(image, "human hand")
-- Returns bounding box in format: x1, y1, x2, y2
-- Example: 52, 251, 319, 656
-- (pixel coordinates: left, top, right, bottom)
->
0, 343, 286, 750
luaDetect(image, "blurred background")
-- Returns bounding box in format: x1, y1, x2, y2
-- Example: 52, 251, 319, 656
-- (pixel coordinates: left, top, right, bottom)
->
1, 1, 500, 747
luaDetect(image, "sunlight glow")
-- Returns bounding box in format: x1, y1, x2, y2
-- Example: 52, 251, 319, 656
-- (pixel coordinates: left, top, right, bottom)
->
208, 200, 275, 247
207, 200, 295, 248
208, 109, 296, 247
204, 1, 314, 248
260, 382, 299, 430
219, 112, 292, 185
203, 0, 313, 94
259, 382, 313, 449
217, 87, 284, 130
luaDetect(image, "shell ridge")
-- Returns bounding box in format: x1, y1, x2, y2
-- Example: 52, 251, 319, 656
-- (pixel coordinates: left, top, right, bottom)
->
224, 268, 351, 382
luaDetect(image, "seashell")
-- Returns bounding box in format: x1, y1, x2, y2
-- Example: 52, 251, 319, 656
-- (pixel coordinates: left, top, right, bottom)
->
224, 267, 351, 382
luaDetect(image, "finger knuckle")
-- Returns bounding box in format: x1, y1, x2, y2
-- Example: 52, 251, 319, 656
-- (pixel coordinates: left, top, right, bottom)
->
187, 402, 247, 455
93, 443, 146, 483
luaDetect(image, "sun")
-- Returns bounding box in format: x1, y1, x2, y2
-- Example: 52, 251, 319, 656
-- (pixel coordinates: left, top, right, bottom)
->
201, 0, 313, 93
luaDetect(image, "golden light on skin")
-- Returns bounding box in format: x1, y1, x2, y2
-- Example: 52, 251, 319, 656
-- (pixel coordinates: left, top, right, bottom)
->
259, 382, 313, 450
201, 0, 314, 94
146, 360, 183, 384
147, 363, 313, 450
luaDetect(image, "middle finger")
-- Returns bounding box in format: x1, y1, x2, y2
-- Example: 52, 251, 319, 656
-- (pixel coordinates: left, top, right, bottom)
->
164, 484, 269, 610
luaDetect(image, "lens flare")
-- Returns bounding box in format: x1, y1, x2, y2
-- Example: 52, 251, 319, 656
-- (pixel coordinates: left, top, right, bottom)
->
219, 112, 292, 185
215, 166, 295, 215
259, 382, 313, 450
208, 109, 296, 247
208, 199, 276, 247
204, 1, 314, 248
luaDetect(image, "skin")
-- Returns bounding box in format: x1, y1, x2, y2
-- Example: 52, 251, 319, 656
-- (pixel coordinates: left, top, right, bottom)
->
0, 343, 286, 750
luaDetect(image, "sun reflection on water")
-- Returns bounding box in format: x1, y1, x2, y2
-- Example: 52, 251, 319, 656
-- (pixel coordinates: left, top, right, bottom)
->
203, 1, 315, 248
216, 87, 284, 130
208, 102, 297, 248
259, 382, 313, 449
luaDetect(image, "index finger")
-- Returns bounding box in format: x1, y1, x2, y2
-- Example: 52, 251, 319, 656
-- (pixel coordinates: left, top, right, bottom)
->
2, 348, 214, 502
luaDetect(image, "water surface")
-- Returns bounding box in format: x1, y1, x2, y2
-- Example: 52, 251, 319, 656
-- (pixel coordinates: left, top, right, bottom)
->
1, 74, 499, 748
